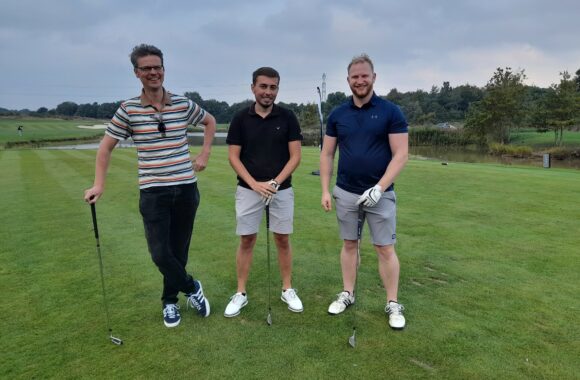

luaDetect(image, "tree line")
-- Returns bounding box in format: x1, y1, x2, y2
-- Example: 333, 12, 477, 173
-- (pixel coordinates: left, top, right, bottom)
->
2, 68, 578, 146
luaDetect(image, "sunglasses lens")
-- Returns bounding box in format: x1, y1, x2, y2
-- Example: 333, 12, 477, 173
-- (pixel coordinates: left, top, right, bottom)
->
158, 122, 166, 133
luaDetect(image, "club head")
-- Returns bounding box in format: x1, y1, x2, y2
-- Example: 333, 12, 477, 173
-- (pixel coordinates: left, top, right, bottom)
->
110, 336, 123, 345
348, 329, 356, 348
266, 313, 272, 326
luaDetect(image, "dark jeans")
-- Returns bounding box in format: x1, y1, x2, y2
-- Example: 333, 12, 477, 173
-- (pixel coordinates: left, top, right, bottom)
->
139, 182, 200, 306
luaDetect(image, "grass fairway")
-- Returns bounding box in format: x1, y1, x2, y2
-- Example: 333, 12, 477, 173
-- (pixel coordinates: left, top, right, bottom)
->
510, 128, 580, 148
0, 118, 107, 147
0, 146, 578, 379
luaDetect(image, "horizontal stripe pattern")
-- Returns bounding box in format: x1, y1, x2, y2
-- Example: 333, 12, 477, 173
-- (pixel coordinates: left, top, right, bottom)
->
106, 94, 206, 189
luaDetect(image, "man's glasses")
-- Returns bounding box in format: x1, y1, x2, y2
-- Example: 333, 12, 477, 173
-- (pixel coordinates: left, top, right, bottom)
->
137, 65, 164, 73
152, 113, 166, 137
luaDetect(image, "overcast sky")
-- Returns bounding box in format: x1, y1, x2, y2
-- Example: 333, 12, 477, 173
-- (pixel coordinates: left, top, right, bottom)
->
1, 0, 579, 110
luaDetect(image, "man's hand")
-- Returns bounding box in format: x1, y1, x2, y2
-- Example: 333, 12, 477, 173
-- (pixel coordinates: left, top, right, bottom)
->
356, 185, 383, 207
84, 185, 104, 204
321, 191, 332, 212
262, 180, 280, 206
193, 151, 210, 172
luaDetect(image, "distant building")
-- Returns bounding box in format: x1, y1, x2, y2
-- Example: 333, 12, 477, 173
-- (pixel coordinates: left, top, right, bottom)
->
435, 122, 457, 130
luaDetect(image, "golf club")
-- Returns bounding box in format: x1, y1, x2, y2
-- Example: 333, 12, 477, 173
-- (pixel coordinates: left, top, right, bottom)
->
311, 86, 324, 176
348, 204, 365, 348
265, 205, 273, 326
90, 202, 123, 345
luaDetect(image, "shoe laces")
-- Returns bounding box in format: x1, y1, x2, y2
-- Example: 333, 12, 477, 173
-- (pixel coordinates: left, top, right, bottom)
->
230, 293, 246, 305
187, 294, 201, 310
337, 291, 352, 305
164, 304, 179, 318
387, 302, 404, 315
284, 288, 297, 300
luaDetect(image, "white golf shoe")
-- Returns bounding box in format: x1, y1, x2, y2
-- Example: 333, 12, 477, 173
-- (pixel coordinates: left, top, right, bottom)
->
328, 291, 355, 315
281, 288, 303, 312
385, 301, 406, 330
224, 292, 248, 317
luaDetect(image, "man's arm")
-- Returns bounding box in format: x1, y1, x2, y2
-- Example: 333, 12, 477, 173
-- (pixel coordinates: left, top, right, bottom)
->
193, 112, 216, 172
228, 145, 278, 198
320, 135, 337, 211
84, 135, 119, 204
376, 132, 408, 191
272, 140, 301, 185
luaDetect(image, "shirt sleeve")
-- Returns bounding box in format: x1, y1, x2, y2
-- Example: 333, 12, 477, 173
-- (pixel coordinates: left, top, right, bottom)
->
389, 105, 409, 134
106, 104, 132, 140
187, 99, 207, 127
226, 111, 243, 145
325, 108, 338, 137
287, 110, 303, 141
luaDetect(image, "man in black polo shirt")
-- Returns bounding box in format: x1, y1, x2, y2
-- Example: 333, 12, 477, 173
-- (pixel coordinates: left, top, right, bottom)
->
224, 67, 304, 318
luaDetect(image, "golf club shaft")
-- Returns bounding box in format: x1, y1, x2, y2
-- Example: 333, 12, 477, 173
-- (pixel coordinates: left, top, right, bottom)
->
266, 205, 272, 324
351, 205, 364, 346
90, 204, 114, 337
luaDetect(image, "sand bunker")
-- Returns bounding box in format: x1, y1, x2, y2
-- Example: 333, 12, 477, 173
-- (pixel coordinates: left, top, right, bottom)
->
77, 124, 109, 129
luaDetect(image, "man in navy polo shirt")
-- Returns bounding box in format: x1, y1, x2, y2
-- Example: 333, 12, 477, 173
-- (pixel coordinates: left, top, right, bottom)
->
224, 67, 304, 318
320, 54, 409, 330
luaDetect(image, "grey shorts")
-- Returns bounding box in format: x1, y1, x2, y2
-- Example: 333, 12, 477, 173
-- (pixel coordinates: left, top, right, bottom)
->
235, 186, 294, 235
333, 186, 397, 246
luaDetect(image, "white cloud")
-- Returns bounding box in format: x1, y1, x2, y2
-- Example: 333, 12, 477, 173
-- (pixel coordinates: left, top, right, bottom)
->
1, 0, 579, 109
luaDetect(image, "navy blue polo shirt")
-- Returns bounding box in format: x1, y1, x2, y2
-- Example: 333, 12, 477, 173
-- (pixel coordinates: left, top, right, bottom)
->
326, 93, 408, 194
227, 103, 302, 190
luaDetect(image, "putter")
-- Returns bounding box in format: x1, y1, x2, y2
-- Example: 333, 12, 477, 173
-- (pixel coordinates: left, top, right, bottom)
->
265, 205, 273, 326
90, 203, 123, 345
348, 204, 365, 348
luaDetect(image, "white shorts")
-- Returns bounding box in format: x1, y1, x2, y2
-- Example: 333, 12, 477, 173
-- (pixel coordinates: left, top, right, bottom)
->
333, 186, 397, 246
235, 186, 294, 235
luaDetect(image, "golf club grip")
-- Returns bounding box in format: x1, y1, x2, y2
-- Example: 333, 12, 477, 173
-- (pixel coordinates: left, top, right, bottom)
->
265, 205, 270, 229
90, 203, 99, 239
357, 205, 364, 240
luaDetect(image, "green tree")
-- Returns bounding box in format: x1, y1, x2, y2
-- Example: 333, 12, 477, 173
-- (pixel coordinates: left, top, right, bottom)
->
544, 71, 579, 146
56, 101, 78, 116
465, 67, 527, 144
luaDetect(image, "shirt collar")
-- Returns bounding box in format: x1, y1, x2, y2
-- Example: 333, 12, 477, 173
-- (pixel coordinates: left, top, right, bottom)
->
140, 88, 172, 108
349, 92, 378, 109
248, 102, 279, 117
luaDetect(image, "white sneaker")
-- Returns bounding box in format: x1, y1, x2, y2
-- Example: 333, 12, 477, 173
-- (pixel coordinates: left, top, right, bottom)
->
328, 291, 355, 315
281, 288, 303, 312
224, 292, 248, 317
386, 301, 406, 330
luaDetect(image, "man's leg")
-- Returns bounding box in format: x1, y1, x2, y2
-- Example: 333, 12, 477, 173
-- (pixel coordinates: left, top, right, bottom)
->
340, 240, 358, 293
236, 234, 257, 293
274, 233, 292, 290
374, 244, 400, 302
169, 183, 199, 292
139, 185, 197, 306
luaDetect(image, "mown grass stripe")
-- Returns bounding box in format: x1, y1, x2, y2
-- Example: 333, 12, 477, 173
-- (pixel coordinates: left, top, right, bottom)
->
1, 146, 579, 379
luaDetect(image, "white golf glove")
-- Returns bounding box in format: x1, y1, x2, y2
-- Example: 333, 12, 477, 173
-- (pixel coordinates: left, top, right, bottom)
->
262, 180, 280, 206
356, 185, 383, 207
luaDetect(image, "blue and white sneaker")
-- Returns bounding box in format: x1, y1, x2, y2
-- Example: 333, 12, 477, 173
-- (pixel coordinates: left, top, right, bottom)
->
186, 280, 210, 317
163, 304, 181, 327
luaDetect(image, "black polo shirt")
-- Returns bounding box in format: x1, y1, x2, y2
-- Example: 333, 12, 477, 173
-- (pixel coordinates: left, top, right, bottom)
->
227, 103, 303, 190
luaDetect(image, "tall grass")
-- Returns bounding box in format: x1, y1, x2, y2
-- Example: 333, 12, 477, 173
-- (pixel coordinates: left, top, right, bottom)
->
0, 147, 578, 379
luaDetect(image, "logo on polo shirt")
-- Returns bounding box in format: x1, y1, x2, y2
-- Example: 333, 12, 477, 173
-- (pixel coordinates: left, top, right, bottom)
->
371, 114, 378, 119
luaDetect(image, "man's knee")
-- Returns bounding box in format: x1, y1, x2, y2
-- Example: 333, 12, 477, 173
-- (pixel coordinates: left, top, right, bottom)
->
240, 234, 257, 250
273, 233, 289, 247
375, 244, 396, 258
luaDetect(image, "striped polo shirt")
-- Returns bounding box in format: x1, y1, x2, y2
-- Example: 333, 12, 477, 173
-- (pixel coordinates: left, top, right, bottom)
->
106, 90, 206, 189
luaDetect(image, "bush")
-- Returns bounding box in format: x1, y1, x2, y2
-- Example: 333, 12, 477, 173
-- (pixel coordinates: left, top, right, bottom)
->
545, 146, 580, 159
409, 127, 473, 146
489, 143, 533, 157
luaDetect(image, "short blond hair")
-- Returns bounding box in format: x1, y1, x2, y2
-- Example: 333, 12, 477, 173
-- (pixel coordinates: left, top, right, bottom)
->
347, 53, 374, 73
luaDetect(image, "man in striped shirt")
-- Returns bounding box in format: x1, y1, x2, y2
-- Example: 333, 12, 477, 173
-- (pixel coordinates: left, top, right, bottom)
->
84, 44, 216, 328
